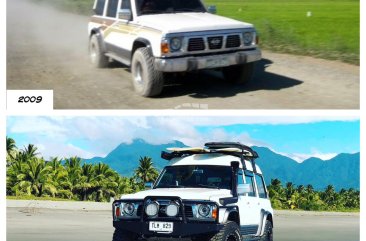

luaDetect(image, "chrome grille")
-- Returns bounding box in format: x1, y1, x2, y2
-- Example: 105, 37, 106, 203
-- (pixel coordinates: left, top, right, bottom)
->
188, 38, 205, 51
207, 36, 223, 49
226, 35, 241, 48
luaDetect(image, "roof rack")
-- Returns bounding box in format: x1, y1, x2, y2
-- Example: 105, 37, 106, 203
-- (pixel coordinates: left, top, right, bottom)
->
204, 142, 258, 158
160, 142, 259, 172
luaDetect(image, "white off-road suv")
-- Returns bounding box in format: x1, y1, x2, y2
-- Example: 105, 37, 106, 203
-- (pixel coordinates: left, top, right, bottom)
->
112, 142, 273, 241
88, 0, 261, 96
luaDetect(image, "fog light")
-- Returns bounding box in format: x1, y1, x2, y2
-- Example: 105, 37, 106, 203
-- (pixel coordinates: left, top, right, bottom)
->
146, 202, 159, 217
166, 203, 179, 217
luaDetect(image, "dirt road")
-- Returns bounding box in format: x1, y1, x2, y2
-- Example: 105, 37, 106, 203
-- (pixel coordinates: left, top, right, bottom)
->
6, 200, 360, 241
6, 0, 360, 109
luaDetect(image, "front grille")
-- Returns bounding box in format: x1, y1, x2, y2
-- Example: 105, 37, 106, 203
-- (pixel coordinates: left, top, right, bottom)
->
137, 205, 143, 216
226, 35, 241, 48
207, 36, 223, 49
188, 38, 205, 51
187, 33, 243, 52
184, 205, 193, 218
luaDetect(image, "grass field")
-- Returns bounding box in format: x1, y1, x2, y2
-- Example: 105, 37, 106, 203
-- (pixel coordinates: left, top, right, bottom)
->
34, 0, 359, 64
206, 0, 359, 64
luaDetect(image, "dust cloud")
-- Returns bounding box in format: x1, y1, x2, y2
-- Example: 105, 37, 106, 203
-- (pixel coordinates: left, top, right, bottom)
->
7, 0, 89, 68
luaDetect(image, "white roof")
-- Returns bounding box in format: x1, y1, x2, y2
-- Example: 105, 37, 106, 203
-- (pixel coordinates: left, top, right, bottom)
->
168, 153, 262, 174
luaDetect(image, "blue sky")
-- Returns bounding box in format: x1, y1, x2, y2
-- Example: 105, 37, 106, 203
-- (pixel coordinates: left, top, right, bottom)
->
6, 116, 360, 162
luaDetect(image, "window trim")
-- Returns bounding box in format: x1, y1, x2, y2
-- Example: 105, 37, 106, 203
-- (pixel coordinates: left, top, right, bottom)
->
254, 173, 268, 199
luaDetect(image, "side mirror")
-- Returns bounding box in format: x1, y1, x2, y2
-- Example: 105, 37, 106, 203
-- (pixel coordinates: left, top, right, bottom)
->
118, 9, 132, 21
207, 5, 217, 14
145, 182, 153, 189
238, 184, 251, 195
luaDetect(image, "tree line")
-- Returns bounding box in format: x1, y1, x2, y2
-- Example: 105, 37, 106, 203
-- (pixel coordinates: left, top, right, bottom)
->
6, 137, 158, 202
6, 137, 359, 211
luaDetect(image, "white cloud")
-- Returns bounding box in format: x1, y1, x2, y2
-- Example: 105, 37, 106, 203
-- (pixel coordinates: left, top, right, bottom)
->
7, 116, 358, 160
276, 150, 338, 163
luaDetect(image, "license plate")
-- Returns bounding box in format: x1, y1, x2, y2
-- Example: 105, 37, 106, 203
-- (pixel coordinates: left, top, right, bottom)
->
206, 57, 229, 68
149, 221, 173, 233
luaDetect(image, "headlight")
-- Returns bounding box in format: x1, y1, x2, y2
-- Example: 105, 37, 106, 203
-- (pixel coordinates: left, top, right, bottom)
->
146, 202, 159, 217
198, 204, 211, 217
122, 203, 135, 216
170, 37, 182, 51
166, 203, 179, 217
243, 32, 254, 45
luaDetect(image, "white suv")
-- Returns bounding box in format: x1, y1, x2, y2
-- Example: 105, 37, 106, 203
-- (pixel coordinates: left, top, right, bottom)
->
112, 142, 274, 241
88, 0, 261, 96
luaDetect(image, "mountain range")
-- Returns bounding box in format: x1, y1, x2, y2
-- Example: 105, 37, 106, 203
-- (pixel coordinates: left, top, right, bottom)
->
84, 139, 360, 190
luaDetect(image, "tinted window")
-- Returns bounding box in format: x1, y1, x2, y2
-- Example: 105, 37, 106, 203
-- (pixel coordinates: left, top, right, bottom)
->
255, 174, 267, 199
237, 169, 244, 185
155, 165, 232, 190
121, 0, 131, 9
244, 170, 256, 197
107, 0, 119, 17
95, 0, 106, 15
135, 0, 205, 15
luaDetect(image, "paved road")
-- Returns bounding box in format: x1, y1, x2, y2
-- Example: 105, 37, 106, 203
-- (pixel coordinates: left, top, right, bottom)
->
7, 0, 359, 109
7, 207, 359, 241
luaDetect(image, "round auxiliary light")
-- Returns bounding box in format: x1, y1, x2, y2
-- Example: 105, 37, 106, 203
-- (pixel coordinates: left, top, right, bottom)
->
170, 37, 182, 51
123, 203, 135, 216
145, 202, 159, 217
198, 204, 211, 217
243, 32, 253, 45
166, 203, 179, 217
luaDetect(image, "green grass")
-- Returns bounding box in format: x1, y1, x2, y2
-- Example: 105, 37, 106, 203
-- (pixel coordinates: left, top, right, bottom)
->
206, 0, 359, 64
34, 0, 359, 64
7, 195, 74, 202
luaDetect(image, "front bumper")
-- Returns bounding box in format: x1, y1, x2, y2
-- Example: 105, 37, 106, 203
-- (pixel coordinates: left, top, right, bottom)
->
113, 220, 224, 238
154, 49, 261, 72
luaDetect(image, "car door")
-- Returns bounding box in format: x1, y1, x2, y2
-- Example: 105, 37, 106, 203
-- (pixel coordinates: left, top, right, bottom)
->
237, 170, 261, 235
103, 0, 135, 60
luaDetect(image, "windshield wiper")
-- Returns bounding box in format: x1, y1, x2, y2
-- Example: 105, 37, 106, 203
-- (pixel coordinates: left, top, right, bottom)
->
194, 184, 220, 189
157, 184, 185, 188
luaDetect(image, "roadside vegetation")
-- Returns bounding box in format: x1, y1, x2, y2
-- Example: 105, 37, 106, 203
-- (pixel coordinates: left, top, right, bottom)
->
6, 137, 359, 211
32, 0, 359, 64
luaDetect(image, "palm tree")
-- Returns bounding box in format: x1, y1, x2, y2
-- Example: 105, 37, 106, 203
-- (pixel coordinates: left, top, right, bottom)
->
93, 163, 118, 202
64, 156, 82, 195
134, 156, 159, 184
22, 144, 39, 159
16, 157, 54, 197
6, 136, 17, 160
46, 157, 69, 198
75, 163, 96, 201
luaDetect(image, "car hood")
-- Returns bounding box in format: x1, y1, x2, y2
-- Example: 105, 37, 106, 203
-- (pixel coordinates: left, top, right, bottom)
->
121, 188, 232, 203
135, 12, 253, 34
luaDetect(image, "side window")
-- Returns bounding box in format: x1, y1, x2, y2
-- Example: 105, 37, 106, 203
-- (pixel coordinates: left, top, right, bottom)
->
237, 169, 244, 184
244, 170, 256, 197
95, 0, 106, 15
121, 0, 131, 10
255, 174, 267, 199
107, 0, 119, 17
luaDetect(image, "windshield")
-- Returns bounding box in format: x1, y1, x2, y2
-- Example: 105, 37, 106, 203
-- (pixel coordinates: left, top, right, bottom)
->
155, 165, 232, 190
135, 0, 206, 15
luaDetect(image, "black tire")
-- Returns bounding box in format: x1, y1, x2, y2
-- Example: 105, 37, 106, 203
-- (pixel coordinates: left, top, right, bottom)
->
89, 34, 108, 68
208, 221, 242, 241
223, 63, 255, 84
131, 47, 164, 97
112, 228, 137, 241
259, 220, 273, 241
